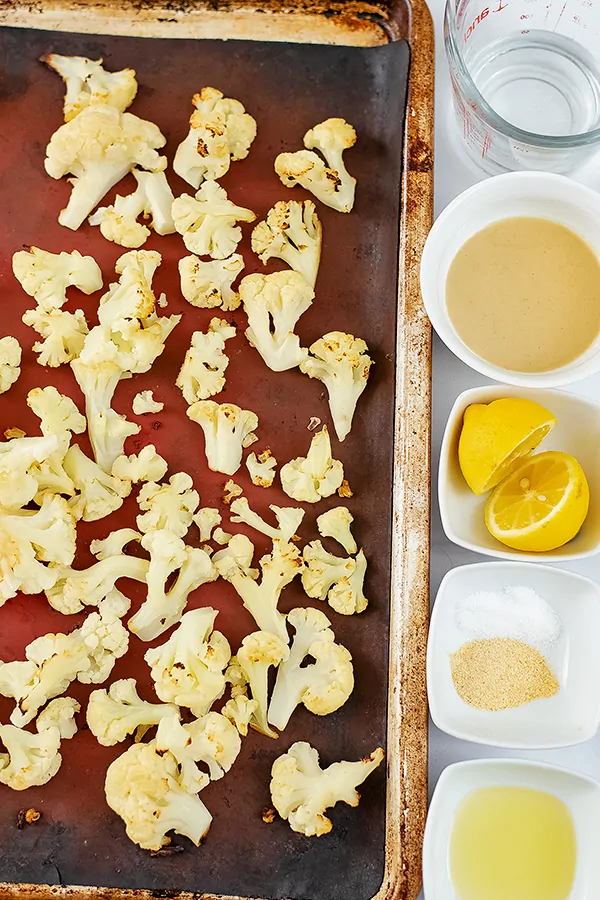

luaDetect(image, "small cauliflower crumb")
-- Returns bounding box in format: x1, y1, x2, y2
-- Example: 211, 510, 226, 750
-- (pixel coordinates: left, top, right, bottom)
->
246, 449, 277, 488
338, 479, 354, 499
4, 427, 26, 440
223, 479, 243, 504
213, 527, 233, 545
132, 391, 164, 415
193, 507, 222, 541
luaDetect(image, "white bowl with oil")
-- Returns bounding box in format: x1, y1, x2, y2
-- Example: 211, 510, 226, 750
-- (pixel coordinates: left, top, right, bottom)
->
423, 758, 600, 900
428, 562, 600, 749
420, 171, 600, 388
438, 385, 600, 561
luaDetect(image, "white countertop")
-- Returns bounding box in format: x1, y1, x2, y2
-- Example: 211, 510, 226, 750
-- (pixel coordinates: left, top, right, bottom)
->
425, 0, 600, 889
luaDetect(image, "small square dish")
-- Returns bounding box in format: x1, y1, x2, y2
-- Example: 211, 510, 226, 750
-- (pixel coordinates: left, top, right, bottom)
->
427, 561, 600, 748
438, 385, 600, 561
423, 758, 600, 900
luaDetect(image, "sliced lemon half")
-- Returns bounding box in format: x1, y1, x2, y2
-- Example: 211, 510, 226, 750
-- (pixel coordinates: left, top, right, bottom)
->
459, 398, 557, 496
485, 450, 589, 552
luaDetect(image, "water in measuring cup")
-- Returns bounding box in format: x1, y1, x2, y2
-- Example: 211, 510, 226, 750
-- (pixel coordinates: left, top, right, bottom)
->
467, 31, 600, 136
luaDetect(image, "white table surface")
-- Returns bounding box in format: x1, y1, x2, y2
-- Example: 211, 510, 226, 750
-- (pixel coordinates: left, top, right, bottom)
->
424, 0, 600, 892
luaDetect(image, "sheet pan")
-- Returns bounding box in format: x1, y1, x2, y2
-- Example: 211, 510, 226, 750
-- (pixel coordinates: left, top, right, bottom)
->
0, 2, 434, 898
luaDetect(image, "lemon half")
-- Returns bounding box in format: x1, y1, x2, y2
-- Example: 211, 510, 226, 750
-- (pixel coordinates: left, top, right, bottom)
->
485, 451, 589, 552
459, 398, 557, 496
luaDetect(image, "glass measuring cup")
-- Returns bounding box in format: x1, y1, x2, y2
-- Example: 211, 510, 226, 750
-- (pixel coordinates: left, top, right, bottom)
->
445, 0, 600, 173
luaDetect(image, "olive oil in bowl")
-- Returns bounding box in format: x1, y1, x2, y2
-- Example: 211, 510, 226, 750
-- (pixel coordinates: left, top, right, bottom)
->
450, 786, 576, 900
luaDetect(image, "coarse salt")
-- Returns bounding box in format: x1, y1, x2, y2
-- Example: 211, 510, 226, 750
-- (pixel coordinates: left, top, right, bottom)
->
455, 585, 561, 650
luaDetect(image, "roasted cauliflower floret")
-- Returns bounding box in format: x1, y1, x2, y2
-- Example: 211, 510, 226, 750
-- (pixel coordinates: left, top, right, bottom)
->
89, 527, 141, 561
0, 433, 62, 510
44, 104, 167, 231
174, 87, 257, 188
156, 712, 241, 783
300, 331, 373, 442
87, 678, 179, 746
215, 537, 301, 643
270, 742, 384, 836
190, 86, 257, 161
179, 254, 244, 310
172, 180, 256, 259
280, 427, 344, 503
229, 498, 304, 542
111, 444, 168, 483
302, 540, 367, 616
239, 270, 313, 372
0, 336, 21, 394
36, 696, 80, 739
13, 246, 103, 311
0, 627, 91, 726
72, 250, 178, 471
275, 118, 357, 213
187, 400, 258, 476
268, 607, 354, 730
0, 494, 76, 606
246, 449, 277, 488
316, 506, 357, 554
46, 549, 148, 616
23, 307, 88, 367
63, 444, 132, 522
176, 317, 236, 404
193, 506, 222, 542
77, 607, 130, 684
132, 390, 163, 415
89, 170, 176, 247
71, 354, 139, 474
94, 251, 180, 370
327, 549, 368, 615
221, 693, 258, 737
136, 471, 199, 537
42, 53, 138, 120
236, 631, 289, 738
128, 532, 216, 641
302, 540, 355, 600
251, 200, 322, 287
27, 385, 86, 440
0, 724, 63, 791
105, 740, 212, 851
145, 608, 231, 716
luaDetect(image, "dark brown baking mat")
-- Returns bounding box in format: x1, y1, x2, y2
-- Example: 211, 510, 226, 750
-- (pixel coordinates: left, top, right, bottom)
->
0, 25, 408, 900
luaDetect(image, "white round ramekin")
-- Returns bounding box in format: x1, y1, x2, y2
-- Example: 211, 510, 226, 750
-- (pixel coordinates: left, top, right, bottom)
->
420, 172, 600, 387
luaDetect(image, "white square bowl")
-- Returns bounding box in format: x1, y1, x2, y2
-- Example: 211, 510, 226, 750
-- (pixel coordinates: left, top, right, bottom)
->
423, 759, 600, 900
427, 562, 600, 749
438, 385, 600, 561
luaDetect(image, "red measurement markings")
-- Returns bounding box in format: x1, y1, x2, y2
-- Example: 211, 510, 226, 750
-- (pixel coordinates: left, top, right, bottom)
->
463, 5, 490, 40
